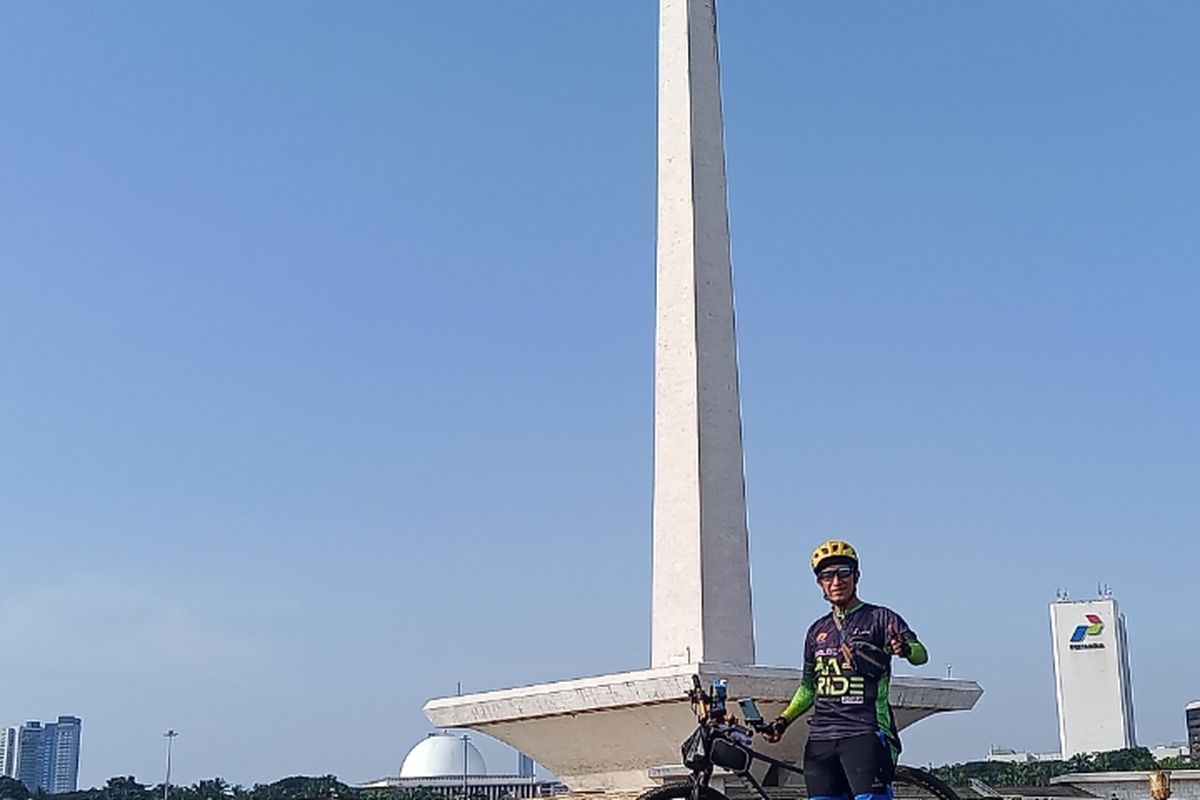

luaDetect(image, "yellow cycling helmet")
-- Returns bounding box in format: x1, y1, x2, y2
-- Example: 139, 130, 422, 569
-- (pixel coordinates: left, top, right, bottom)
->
811, 539, 859, 573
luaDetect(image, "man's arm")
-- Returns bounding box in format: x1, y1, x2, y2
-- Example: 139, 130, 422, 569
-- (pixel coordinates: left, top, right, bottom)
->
763, 660, 814, 742
886, 612, 929, 666
904, 638, 929, 666
780, 661, 816, 722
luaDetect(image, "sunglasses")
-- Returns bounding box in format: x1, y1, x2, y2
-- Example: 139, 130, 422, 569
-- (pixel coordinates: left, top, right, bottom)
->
816, 566, 856, 583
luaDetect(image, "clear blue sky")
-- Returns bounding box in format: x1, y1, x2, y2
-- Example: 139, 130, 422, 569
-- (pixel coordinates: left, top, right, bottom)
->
2, 0, 1197, 789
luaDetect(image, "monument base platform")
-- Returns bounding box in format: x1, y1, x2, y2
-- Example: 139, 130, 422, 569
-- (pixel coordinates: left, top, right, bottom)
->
423, 662, 983, 792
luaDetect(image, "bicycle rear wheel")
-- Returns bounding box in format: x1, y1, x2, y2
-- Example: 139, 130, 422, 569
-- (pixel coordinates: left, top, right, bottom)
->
892, 766, 960, 800
636, 781, 730, 800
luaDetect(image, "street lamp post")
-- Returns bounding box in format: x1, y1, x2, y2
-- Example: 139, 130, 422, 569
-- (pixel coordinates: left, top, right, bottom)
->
163, 730, 179, 800
461, 734, 469, 800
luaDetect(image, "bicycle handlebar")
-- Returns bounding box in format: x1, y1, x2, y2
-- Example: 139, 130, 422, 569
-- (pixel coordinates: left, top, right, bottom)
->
687, 675, 771, 733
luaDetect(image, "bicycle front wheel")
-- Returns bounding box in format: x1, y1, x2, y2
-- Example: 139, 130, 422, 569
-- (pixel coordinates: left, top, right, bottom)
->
892, 766, 960, 800
636, 781, 731, 800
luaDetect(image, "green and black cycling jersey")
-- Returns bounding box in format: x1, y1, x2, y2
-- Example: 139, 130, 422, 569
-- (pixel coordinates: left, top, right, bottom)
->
779, 602, 928, 748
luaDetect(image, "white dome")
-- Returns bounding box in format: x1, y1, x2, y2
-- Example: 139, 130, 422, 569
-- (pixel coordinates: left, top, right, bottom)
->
400, 733, 488, 778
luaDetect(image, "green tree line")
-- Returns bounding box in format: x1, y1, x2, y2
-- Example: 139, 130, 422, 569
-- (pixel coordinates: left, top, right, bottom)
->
0, 775, 455, 800
931, 747, 1193, 787
0, 749, 1191, 800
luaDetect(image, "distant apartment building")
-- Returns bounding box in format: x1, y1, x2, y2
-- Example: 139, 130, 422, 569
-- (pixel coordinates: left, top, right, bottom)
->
42, 717, 82, 794
1149, 743, 1189, 760
1188, 701, 1200, 757
14, 722, 46, 790
985, 746, 1062, 763
0, 727, 15, 777
5, 717, 82, 793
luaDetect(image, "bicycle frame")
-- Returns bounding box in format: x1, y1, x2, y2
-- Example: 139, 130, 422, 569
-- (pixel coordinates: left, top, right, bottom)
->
682, 675, 803, 800
717, 740, 804, 799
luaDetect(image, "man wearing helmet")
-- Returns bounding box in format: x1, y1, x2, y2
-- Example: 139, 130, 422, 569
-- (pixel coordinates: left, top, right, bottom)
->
762, 539, 929, 800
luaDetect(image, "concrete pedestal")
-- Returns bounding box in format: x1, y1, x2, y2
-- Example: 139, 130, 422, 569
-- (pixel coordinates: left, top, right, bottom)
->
424, 663, 982, 792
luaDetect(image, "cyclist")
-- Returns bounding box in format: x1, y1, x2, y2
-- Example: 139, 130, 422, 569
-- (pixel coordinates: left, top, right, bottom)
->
763, 539, 928, 800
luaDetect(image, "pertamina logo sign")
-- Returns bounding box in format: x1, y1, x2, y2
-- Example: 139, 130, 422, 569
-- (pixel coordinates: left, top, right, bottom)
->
1069, 614, 1105, 651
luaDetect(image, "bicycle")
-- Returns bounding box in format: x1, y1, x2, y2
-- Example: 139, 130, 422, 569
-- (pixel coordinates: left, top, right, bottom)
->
636, 675, 960, 800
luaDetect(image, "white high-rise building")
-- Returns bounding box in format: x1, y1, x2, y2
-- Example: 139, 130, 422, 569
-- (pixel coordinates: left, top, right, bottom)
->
1050, 595, 1136, 758
0, 727, 16, 777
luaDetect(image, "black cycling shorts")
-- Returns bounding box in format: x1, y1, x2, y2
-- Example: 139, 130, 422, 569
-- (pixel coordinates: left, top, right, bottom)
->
803, 732, 895, 800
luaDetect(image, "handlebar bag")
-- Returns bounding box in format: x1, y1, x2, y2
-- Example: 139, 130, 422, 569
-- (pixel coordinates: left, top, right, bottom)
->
682, 727, 710, 770
710, 738, 750, 773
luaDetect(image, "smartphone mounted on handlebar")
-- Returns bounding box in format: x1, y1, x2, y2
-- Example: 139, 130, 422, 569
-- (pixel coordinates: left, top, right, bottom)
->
689, 675, 767, 732
737, 698, 764, 729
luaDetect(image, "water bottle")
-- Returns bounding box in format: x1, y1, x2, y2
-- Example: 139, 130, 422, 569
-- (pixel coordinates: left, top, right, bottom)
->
711, 679, 728, 716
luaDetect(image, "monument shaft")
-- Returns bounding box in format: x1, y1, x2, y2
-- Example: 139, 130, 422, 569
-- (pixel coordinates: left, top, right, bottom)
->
652, 0, 754, 668
423, 7, 983, 786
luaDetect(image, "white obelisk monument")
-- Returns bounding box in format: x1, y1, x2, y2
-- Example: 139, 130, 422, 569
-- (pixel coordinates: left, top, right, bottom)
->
652, 0, 754, 668
422, 2, 982, 789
